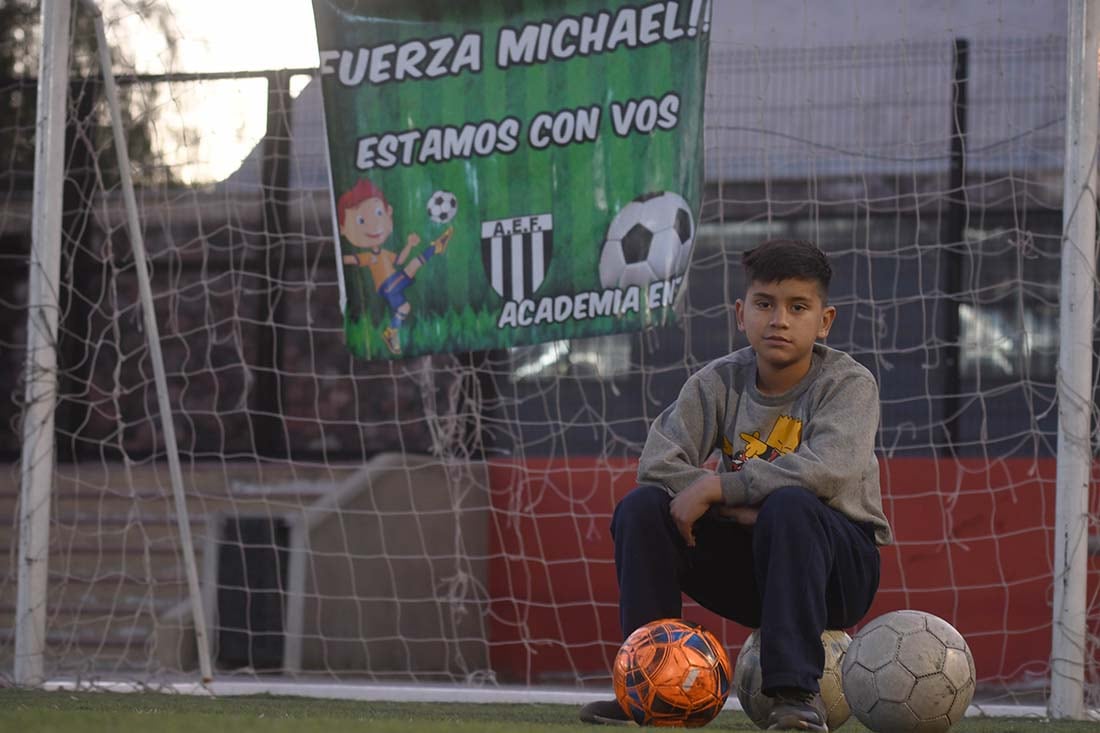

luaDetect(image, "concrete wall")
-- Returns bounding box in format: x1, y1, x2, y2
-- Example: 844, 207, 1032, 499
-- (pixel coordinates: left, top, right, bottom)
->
297, 454, 490, 678
0, 455, 492, 680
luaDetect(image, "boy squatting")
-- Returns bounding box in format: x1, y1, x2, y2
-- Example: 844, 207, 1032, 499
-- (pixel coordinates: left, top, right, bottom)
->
580, 239, 892, 731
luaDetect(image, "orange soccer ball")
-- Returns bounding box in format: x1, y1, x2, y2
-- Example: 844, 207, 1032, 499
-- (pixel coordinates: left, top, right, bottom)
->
613, 618, 732, 727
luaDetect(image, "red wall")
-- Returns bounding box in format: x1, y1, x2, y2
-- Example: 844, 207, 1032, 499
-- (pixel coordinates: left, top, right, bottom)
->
485, 457, 1098, 688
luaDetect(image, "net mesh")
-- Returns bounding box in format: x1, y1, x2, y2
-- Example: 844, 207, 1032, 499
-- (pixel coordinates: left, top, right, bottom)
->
0, 0, 1097, 710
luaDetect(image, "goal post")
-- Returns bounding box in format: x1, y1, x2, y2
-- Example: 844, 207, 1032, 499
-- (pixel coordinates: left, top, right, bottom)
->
16, 0, 216, 684
1051, 0, 1099, 720
15, 0, 72, 687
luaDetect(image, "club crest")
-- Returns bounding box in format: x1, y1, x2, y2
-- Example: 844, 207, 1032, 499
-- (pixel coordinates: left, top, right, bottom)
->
480, 214, 554, 302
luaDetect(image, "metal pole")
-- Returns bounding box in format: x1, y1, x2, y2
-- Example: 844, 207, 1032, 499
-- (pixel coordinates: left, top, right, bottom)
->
940, 38, 968, 455
80, 0, 214, 683
15, 0, 72, 686
1051, 0, 1098, 719
252, 70, 291, 459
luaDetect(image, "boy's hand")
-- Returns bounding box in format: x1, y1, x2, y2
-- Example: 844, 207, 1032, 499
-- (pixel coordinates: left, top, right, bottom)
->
670, 474, 722, 547
407, 233, 421, 247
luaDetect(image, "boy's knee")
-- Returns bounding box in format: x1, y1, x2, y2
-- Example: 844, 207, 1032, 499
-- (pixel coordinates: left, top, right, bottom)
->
612, 485, 670, 534
757, 486, 820, 529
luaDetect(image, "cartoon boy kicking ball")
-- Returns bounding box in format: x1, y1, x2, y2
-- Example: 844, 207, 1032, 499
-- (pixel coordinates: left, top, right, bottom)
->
337, 178, 453, 355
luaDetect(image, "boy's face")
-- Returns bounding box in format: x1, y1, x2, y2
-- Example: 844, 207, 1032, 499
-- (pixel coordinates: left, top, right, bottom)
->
341, 196, 393, 250
735, 277, 836, 372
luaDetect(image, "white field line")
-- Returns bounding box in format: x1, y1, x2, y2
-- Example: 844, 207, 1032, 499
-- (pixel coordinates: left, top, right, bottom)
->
42, 678, 1094, 719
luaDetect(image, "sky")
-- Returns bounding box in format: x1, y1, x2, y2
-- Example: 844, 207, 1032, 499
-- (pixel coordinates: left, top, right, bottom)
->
173, 1, 319, 73
106, 0, 320, 183
121, 0, 320, 74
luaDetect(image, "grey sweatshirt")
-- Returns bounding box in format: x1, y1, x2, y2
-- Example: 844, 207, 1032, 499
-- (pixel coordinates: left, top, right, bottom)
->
637, 343, 893, 545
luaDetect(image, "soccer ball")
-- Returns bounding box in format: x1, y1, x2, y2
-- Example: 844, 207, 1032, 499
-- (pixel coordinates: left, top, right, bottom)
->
598, 191, 695, 289
426, 190, 458, 224
733, 629, 851, 730
841, 610, 976, 733
613, 618, 732, 727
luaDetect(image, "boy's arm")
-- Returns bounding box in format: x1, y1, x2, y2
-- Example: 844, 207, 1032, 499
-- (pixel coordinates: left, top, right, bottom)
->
719, 373, 879, 506
637, 369, 726, 495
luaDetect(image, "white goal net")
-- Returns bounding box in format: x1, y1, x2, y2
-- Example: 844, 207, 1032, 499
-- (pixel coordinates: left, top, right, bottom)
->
1, 0, 1097, 714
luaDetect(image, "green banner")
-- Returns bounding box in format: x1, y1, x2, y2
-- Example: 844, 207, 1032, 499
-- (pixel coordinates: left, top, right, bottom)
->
313, 0, 711, 360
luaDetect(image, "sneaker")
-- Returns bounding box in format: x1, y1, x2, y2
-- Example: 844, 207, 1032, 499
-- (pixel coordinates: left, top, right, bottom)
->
578, 699, 635, 726
766, 687, 828, 731
382, 326, 402, 355
432, 226, 454, 255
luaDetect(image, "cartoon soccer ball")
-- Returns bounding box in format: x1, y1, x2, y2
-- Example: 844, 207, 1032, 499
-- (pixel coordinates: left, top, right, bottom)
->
426, 190, 458, 224
734, 629, 851, 730
613, 618, 731, 727
841, 610, 976, 733
598, 191, 695, 290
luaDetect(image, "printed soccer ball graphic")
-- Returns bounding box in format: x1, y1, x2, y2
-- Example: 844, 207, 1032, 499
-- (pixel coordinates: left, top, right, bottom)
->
841, 610, 976, 732
598, 191, 695, 289
734, 629, 851, 730
613, 618, 732, 727
426, 190, 458, 224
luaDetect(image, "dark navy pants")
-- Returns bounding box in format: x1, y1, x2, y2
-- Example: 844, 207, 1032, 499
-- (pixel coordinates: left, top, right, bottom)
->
611, 484, 880, 694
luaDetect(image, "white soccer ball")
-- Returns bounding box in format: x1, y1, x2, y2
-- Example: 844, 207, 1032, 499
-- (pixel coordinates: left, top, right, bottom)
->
426, 190, 458, 224
598, 191, 695, 289
734, 629, 851, 730
841, 610, 976, 733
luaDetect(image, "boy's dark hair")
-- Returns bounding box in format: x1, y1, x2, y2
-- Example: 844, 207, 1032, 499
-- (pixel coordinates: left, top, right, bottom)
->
741, 239, 832, 299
